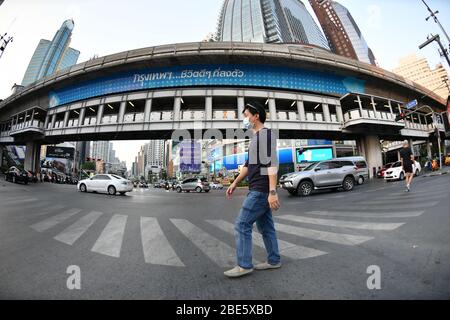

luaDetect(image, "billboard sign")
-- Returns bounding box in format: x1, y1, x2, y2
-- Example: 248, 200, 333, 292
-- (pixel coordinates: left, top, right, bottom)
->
46, 146, 74, 159
296, 147, 333, 163
49, 64, 366, 108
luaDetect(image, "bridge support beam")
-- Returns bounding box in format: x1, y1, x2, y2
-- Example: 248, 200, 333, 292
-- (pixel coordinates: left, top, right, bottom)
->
357, 135, 383, 179
144, 99, 152, 123
0, 145, 4, 167
426, 139, 432, 160
237, 97, 244, 120
206, 97, 212, 121
268, 98, 276, 121
323, 103, 331, 122
297, 100, 306, 122
24, 141, 41, 172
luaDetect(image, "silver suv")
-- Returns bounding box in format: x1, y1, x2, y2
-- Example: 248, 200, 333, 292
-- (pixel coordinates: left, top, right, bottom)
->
175, 177, 210, 193
279, 160, 359, 196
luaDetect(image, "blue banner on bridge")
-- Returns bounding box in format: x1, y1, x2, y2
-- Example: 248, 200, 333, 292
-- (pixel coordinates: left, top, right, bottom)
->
49, 64, 366, 108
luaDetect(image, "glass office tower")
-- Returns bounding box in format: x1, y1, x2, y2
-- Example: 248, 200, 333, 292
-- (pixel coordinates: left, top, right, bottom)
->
21, 19, 80, 86
216, 0, 330, 50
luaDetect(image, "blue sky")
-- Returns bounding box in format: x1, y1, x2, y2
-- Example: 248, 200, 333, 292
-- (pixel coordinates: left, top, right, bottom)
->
0, 0, 449, 167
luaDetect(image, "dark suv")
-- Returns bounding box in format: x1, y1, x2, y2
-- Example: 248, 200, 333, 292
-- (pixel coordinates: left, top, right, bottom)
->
5, 166, 29, 184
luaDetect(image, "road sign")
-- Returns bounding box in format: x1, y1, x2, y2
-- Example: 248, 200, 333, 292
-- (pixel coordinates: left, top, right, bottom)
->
405, 99, 418, 109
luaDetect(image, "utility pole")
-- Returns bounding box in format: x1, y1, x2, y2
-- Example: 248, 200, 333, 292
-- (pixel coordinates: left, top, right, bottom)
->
0, 33, 13, 60
419, 34, 450, 68
421, 0, 450, 44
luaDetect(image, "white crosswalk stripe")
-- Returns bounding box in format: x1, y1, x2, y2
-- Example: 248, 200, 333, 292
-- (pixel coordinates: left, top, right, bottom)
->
141, 217, 184, 267
3, 197, 38, 205
91, 214, 127, 258
277, 215, 404, 231
206, 219, 327, 260
369, 194, 445, 202
54, 211, 103, 245
275, 222, 373, 246
171, 219, 237, 267
30, 208, 82, 232
304, 210, 424, 218
336, 202, 439, 211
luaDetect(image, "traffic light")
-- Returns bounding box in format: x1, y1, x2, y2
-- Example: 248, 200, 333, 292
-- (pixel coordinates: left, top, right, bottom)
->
395, 112, 406, 122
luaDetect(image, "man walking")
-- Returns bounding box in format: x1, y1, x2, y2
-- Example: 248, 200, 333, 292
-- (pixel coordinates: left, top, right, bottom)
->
400, 140, 415, 192
224, 101, 281, 278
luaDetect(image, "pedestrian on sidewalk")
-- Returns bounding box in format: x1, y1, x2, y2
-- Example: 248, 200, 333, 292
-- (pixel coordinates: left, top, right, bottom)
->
400, 140, 414, 192
224, 101, 281, 278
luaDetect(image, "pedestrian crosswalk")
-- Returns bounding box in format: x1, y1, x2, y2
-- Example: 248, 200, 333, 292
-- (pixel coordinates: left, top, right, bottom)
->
17, 184, 447, 269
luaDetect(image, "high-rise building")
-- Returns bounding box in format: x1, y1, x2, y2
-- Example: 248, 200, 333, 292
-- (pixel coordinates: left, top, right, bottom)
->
216, 0, 330, 50
21, 19, 80, 86
90, 141, 111, 163
392, 53, 450, 100
145, 140, 165, 168
308, 0, 376, 65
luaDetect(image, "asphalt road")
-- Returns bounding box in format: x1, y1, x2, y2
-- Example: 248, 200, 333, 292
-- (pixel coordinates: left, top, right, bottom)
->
0, 174, 449, 299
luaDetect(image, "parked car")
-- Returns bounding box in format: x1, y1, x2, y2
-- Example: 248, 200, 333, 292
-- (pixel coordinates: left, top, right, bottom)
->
337, 156, 369, 185
175, 177, 210, 193
5, 166, 29, 184
77, 174, 133, 195
139, 182, 148, 188
377, 162, 395, 179
279, 159, 359, 196
384, 160, 421, 181
210, 181, 224, 190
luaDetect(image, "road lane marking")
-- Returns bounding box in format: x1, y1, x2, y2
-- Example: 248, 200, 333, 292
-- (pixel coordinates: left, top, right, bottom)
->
2, 197, 38, 205
171, 219, 237, 267
141, 217, 185, 267
206, 219, 327, 260
91, 214, 127, 258
274, 223, 373, 246
303, 210, 424, 218
54, 211, 103, 245
30, 208, 82, 232
335, 202, 439, 211
359, 195, 444, 205
277, 215, 404, 231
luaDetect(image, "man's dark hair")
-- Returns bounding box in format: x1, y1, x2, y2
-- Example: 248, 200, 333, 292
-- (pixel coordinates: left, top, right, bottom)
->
243, 101, 267, 123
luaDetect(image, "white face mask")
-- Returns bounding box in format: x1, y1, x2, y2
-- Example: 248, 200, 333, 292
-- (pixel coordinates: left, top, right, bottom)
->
243, 117, 253, 129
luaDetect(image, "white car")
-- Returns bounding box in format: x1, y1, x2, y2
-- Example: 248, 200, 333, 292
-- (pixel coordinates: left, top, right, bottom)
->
77, 174, 133, 195
384, 161, 421, 181
210, 182, 224, 190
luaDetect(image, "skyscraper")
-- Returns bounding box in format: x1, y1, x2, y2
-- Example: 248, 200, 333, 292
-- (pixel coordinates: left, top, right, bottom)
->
308, 0, 377, 65
393, 53, 450, 100
21, 19, 80, 86
90, 141, 111, 163
216, 0, 330, 50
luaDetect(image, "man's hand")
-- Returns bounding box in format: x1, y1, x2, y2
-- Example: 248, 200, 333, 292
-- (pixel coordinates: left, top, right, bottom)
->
268, 193, 280, 211
226, 182, 237, 199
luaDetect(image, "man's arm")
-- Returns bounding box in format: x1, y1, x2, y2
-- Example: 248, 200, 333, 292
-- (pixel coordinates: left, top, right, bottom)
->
268, 167, 280, 211
226, 165, 248, 199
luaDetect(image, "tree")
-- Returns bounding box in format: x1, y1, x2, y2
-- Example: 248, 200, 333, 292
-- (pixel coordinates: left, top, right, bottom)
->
81, 162, 95, 171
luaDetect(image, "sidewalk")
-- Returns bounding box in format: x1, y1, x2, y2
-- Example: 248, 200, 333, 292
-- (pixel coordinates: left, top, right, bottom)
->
420, 167, 450, 178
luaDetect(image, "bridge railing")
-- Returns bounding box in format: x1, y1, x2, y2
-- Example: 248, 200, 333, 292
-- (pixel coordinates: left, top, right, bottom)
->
10, 120, 44, 133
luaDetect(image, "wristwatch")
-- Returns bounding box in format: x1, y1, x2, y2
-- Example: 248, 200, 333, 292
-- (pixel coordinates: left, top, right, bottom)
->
270, 189, 277, 196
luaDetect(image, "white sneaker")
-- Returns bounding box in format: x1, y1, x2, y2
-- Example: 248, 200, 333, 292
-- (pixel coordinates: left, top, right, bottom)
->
224, 266, 253, 278
254, 262, 282, 270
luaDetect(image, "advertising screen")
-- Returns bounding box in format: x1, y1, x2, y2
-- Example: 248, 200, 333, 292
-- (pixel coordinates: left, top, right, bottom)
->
46, 146, 75, 159
296, 147, 333, 163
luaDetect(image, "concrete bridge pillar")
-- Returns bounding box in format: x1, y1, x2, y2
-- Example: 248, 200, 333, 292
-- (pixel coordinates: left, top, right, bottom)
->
297, 100, 306, 122
50, 114, 56, 129
24, 141, 41, 172
237, 97, 245, 120
0, 145, 4, 167
268, 98, 276, 121
357, 135, 383, 179
336, 105, 344, 123
173, 97, 181, 122
63, 110, 70, 128
323, 103, 331, 122
144, 99, 152, 123
118, 101, 126, 123
79, 107, 86, 125
205, 97, 212, 121
97, 104, 104, 125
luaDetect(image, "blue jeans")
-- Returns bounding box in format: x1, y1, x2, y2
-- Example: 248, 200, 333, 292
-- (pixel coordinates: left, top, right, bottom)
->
234, 190, 281, 269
